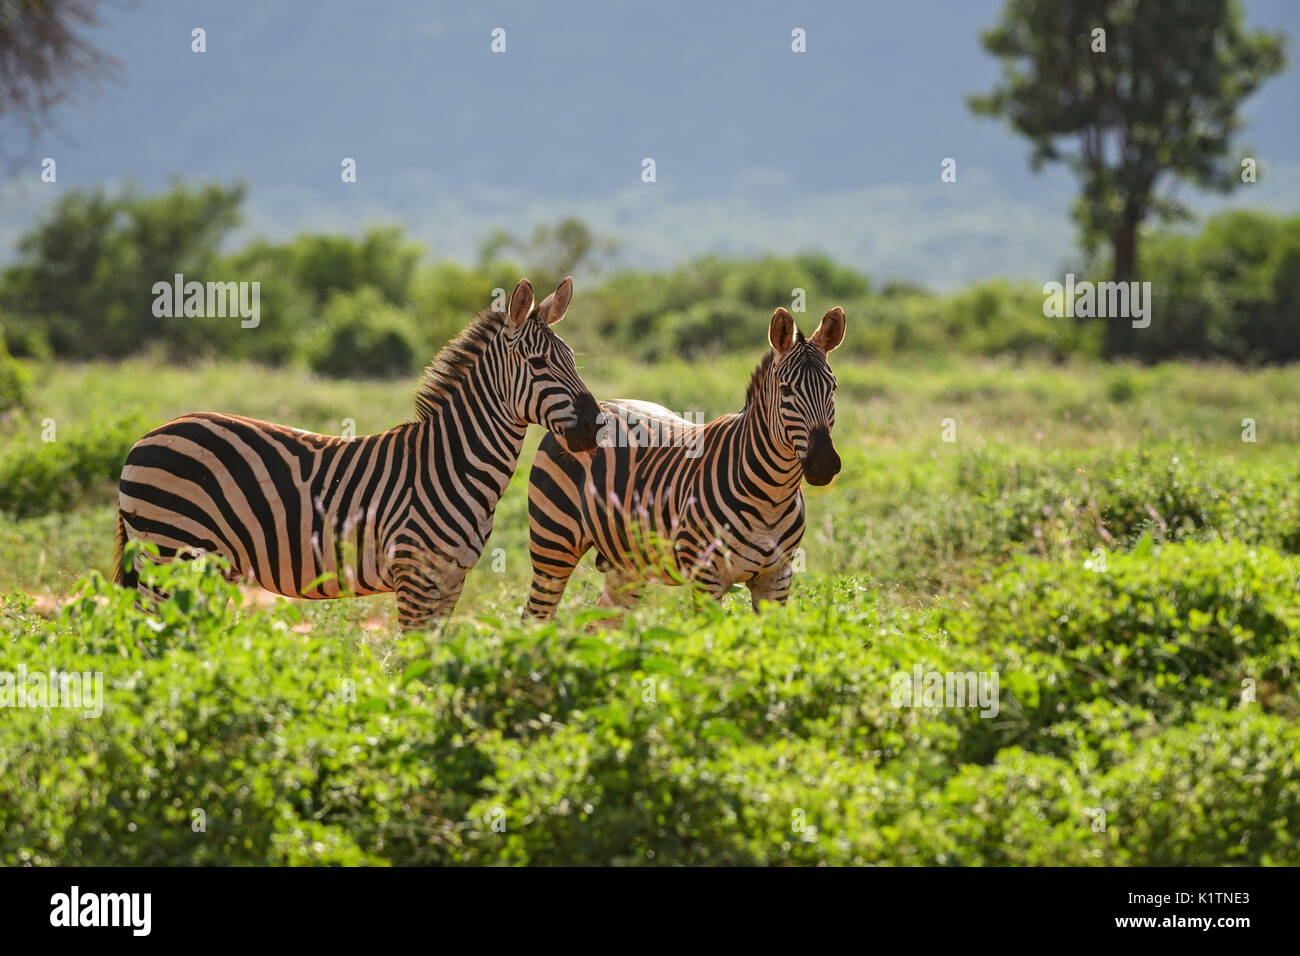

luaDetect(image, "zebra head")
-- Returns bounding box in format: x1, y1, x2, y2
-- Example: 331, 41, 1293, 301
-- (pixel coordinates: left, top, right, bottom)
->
768, 306, 845, 486
503, 277, 601, 453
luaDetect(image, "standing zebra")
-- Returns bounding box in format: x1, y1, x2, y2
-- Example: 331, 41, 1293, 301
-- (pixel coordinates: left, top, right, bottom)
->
525, 305, 844, 619
116, 277, 600, 630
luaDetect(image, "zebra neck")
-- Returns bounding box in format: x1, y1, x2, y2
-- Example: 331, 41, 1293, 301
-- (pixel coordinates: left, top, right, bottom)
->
416, 376, 528, 507
733, 401, 804, 508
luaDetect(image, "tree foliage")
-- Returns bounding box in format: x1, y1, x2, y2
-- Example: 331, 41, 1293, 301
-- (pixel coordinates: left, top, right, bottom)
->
0, 0, 115, 154
2, 182, 1297, 371
969, 0, 1287, 356
0, 181, 246, 357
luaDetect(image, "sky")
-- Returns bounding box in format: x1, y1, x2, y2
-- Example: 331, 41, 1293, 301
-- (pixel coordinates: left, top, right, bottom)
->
1, 0, 1297, 288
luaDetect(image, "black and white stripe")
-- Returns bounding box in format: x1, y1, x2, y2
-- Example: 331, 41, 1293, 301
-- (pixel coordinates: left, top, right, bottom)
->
525, 306, 844, 619
115, 277, 599, 629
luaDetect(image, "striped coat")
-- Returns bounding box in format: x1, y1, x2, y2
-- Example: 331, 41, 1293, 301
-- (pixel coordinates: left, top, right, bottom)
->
525, 306, 844, 619
116, 278, 599, 629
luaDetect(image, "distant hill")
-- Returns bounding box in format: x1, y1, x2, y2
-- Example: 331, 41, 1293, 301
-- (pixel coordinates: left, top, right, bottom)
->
2, 0, 1297, 286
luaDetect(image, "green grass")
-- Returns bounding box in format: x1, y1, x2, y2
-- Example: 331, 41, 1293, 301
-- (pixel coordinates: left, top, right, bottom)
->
4, 354, 1298, 605
1, 355, 1298, 864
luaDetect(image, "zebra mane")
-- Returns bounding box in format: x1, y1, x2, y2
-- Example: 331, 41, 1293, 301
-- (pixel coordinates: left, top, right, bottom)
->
743, 351, 777, 409
743, 330, 808, 409
748, 329, 806, 408
414, 310, 502, 420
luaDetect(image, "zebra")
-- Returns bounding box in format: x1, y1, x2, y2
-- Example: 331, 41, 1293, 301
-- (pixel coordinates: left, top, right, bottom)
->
525, 305, 844, 619
115, 277, 600, 630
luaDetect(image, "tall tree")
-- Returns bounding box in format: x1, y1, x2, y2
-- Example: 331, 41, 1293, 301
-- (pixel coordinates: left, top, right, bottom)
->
1, 182, 246, 357
969, 0, 1286, 356
478, 217, 618, 291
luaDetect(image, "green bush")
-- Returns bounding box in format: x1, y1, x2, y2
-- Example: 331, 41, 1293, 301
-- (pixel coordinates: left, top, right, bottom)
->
409, 261, 522, 355
0, 183, 246, 360
916, 708, 1300, 866
1118, 210, 1300, 364
0, 332, 30, 418
943, 280, 1102, 360
301, 288, 421, 379
949, 447, 1300, 558
0, 415, 146, 519
4, 184, 1296, 369
923, 750, 1112, 865
647, 299, 759, 359
951, 539, 1300, 761
285, 227, 423, 309
0, 560, 467, 865
1100, 709, 1300, 865
2, 537, 1297, 865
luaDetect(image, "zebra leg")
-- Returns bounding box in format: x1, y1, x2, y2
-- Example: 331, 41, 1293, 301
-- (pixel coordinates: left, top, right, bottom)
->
564, 566, 644, 632
675, 538, 731, 610
688, 574, 731, 611
128, 542, 176, 610
394, 561, 466, 632
746, 562, 794, 612
524, 524, 590, 621
597, 567, 644, 612
524, 559, 580, 621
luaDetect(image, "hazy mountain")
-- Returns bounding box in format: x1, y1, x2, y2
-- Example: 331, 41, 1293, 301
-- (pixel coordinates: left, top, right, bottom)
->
2, 0, 1297, 287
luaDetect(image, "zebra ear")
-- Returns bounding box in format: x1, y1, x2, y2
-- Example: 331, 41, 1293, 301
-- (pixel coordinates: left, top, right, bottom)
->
810, 307, 845, 354
537, 276, 573, 326
508, 278, 535, 329
769, 307, 796, 355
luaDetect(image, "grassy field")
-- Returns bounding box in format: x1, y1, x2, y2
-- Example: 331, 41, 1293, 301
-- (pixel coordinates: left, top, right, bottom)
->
5, 353, 1298, 608
1, 353, 1298, 864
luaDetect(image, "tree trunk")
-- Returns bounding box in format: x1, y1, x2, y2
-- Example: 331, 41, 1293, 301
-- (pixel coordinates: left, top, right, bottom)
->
1112, 222, 1136, 283
1103, 219, 1139, 359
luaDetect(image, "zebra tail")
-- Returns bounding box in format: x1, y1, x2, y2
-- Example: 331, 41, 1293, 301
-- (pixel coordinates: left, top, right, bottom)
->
112, 510, 135, 588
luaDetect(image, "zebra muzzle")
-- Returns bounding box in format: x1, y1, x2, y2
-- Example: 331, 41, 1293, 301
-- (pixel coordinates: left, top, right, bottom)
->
561, 391, 600, 453
802, 428, 841, 486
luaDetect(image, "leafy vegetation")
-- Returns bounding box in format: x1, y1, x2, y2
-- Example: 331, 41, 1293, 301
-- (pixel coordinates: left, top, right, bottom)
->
1, 0, 1295, 868
969, 0, 1287, 359
0, 412, 146, 519
0, 352, 1297, 865
3, 184, 1299, 371
1, 536, 1296, 865
0, 331, 28, 419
